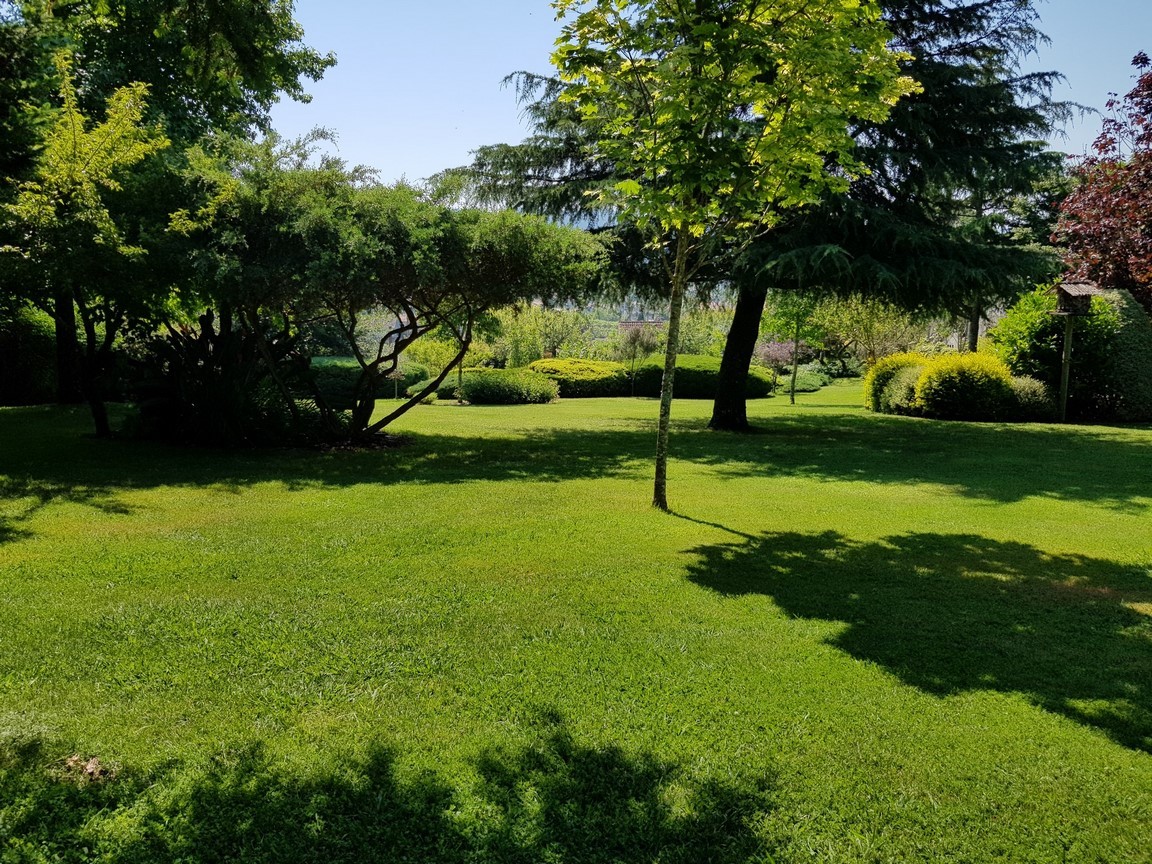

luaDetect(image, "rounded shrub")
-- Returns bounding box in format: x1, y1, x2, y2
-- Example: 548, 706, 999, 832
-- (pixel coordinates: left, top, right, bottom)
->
309, 357, 362, 410
632, 354, 775, 399
878, 363, 924, 416
862, 352, 930, 412
527, 358, 630, 397
989, 285, 1152, 421
1008, 376, 1057, 422
914, 353, 1014, 421
0, 306, 56, 406
406, 377, 461, 401
459, 369, 558, 405
780, 368, 831, 394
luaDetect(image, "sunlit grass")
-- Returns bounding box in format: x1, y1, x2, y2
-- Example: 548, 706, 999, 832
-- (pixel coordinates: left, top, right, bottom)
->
0, 382, 1149, 862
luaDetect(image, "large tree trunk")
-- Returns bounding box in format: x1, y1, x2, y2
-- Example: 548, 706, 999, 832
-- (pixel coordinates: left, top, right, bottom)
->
53, 288, 82, 404
966, 298, 981, 353
708, 283, 768, 431
653, 232, 690, 512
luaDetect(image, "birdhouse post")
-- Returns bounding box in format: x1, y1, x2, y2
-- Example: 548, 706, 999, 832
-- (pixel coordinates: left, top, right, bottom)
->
1049, 281, 1103, 422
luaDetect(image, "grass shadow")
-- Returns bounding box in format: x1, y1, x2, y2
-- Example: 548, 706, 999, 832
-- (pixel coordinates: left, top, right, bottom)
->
1, 405, 1151, 545
685, 530, 1152, 753
0, 714, 772, 863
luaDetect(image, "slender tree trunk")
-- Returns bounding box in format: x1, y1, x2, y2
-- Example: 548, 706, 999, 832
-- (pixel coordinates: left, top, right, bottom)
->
709, 283, 768, 431
366, 327, 473, 436
966, 298, 981, 353
53, 287, 82, 404
789, 315, 801, 405
653, 232, 690, 512
76, 297, 111, 438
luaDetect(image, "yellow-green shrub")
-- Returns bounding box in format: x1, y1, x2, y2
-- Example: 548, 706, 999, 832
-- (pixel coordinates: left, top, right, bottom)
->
527, 358, 629, 397
914, 353, 1014, 421
863, 353, 930, 412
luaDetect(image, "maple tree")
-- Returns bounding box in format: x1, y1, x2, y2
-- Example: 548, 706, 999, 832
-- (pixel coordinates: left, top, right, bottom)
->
552, 0, 915, 510
1055, 52, 1152, 316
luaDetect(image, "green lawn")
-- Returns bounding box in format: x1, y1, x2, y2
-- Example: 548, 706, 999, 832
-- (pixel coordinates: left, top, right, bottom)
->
1, 382, 1150, 862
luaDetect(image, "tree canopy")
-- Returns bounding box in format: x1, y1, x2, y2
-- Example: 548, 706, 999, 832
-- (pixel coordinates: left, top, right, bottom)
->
1055, 52, 1152, 316
552, 0, 916, 509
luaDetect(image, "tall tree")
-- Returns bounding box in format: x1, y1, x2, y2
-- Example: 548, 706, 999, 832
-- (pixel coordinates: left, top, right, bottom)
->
1, 0, 334, 405
553, 0, 915, 510
169, 135, 606, 443
1, 52, 169, 435
708, 0, 1066, 430
1055, 52, 1152, 316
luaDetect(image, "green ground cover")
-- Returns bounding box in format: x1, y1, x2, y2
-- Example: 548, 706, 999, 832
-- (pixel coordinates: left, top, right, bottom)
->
1, 382, 1150, 862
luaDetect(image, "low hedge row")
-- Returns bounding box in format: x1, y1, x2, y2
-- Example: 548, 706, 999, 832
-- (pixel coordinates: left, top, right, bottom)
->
632, 354, 776, 399
527, 359, 630, 397
399, 353, 782, 404
311, 358, 431, 409
407, 369, 559, 405
460, 369, 558, 405
864, 352, 1055, 422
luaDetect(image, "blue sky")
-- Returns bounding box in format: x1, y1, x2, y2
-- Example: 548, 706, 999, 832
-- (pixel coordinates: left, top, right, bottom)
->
269, 1, 1152, 183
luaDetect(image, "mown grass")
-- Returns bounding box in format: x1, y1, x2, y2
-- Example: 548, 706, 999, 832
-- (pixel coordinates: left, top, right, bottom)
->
0, 382, 1150, 862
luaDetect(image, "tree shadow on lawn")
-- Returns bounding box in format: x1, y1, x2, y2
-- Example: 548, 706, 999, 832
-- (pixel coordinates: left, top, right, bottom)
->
685, 529, 1152, 753
0, 715, 773, 863
1, 406, 1150, 545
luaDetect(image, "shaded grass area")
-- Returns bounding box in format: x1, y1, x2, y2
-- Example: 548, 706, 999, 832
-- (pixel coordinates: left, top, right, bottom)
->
685, 529, 1152, 752
2, 391, 1151, 547
0, 385, 1150, 862
2, 714, 770, 864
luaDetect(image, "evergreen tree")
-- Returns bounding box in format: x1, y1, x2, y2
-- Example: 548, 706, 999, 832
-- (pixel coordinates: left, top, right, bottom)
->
709, 0, 1068, 430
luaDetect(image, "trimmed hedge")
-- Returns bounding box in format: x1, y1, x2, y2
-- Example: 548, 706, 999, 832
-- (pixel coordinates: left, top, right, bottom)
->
311, 358, 431, 409
781, 368, 831, 394
1008, 376, 1057, 422
527, 358, 630, 397
867, 352, 1025, 422
863, 353, 929, 412
632, 354, 775, 399
0, 306, 56, 406
915, 353, 1014, 421
878, 364, 923, 416
460, 369, 558, 405
990, 286, 1152, 421
407, 377, 462, 401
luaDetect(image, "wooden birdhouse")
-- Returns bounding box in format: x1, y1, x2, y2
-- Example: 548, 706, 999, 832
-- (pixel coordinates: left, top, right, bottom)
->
1052, 281, 1103, 316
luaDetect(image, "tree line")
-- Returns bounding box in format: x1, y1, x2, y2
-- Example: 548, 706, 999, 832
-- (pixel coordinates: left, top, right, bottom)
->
2, 0, 1147, 508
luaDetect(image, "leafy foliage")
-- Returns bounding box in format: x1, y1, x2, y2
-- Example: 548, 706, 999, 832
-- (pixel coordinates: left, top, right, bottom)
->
913, 353, 1014, 421
459, 369, 559, 405
1055, 53, 1152, 315
553, 0, 915, 508
988, 286, 1152, 421
527, 358, 629, 398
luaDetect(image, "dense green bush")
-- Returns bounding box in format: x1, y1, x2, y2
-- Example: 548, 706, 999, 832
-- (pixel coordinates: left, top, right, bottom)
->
878, 364, 924, 415
632, 354, 775, 399
990, 286, 1152, 421
1102, 289, 1152, 422
311, 358, 431, 409
407, 377, 462, 401
527, 358, 630, 397
1008, 376, 1057, 422
781, 368, 832, 394
914, 353, 1014, 421
0, 306, 56, 406
862, 352, 929, 412
459, 369, 558, 405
